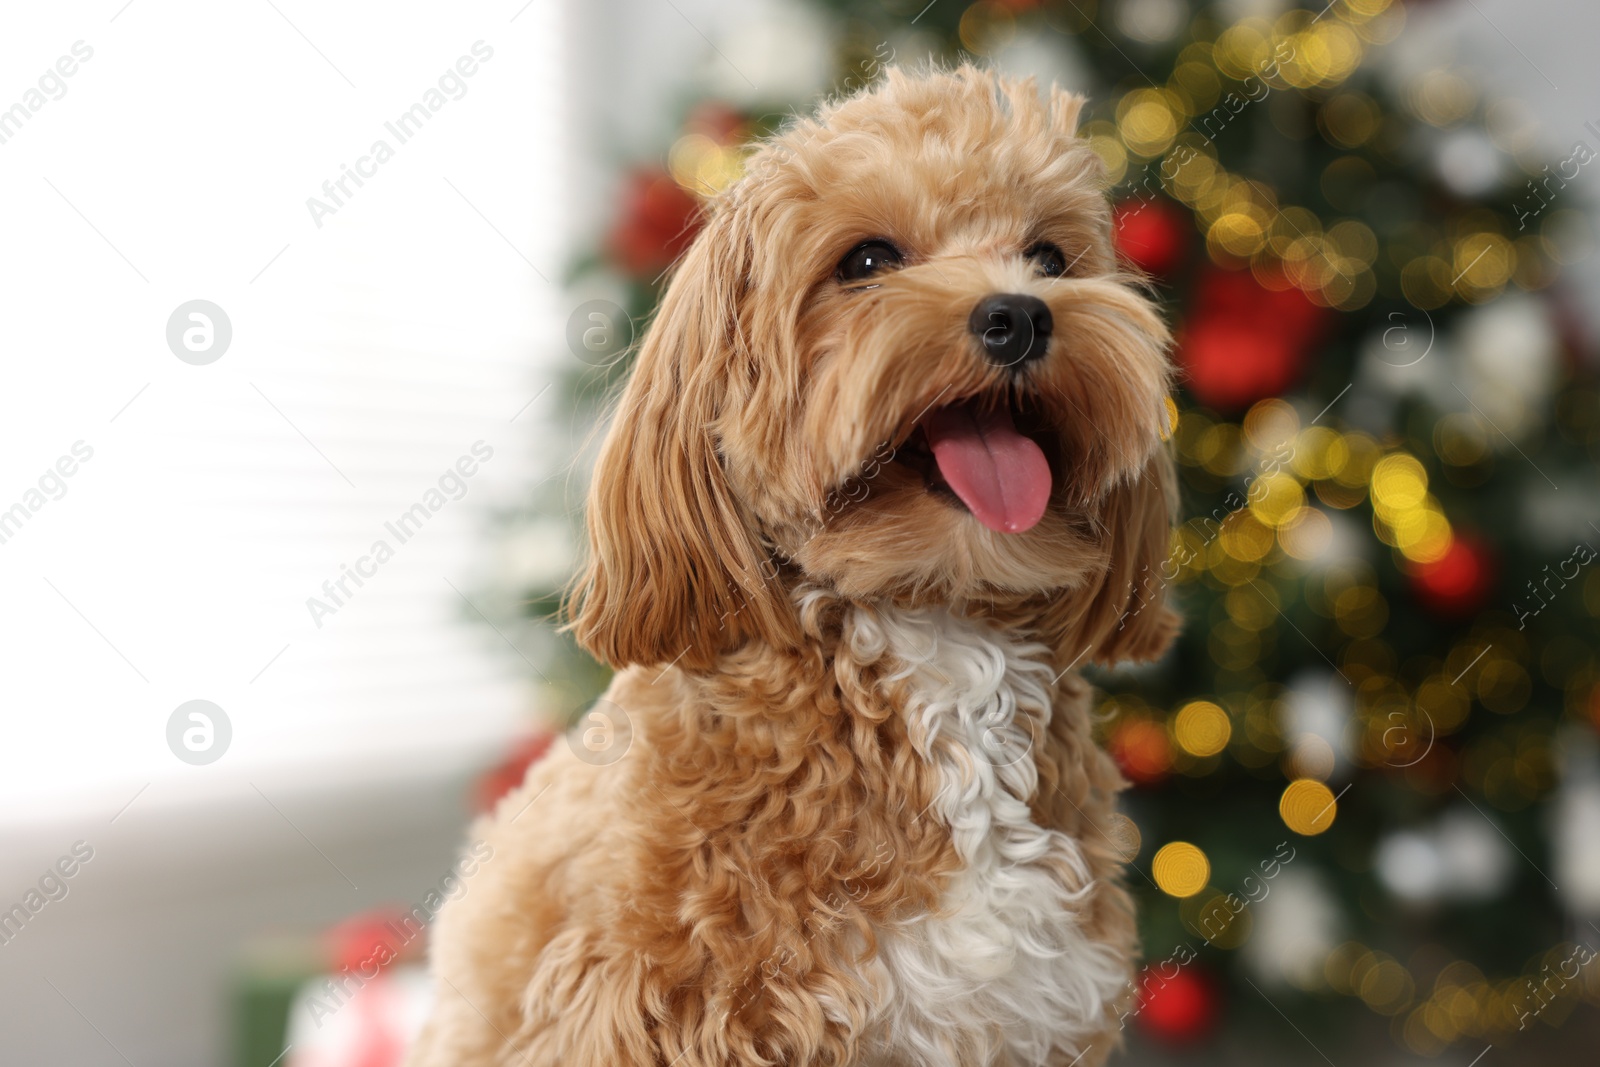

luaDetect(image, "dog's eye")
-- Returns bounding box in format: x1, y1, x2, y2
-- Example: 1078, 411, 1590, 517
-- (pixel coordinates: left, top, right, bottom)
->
1027, 242, 1068, 278
837, 240, 903, 283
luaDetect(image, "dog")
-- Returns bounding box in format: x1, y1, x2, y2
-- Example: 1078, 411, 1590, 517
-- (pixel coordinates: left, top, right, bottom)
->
409, 64, 1179, 1067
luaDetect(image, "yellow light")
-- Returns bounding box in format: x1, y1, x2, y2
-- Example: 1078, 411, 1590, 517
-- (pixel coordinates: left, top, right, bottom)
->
1379, 502, 1428, 546
1249, 472, 1306, 528
1320, 92, 1381, 147
1351, 0, 1406, 43
1314, 478, 1367, 510
1208, 547, 1263, 587
1280, 778, 1339, 835
1342, 0, 1393, 19
1300, 22, 1364, 86
1117, 89, 1182, 159
1330, 266, 1377, 311
1328, 219, 1379, 265
1220, 510, 1275, 562
1213, 22, 1270, 81
1325, 942, 1373, 995
1168, 150, 1218, 203
1153, 842, 1211, 898
1359, 958, 1416, 1015
1401, 256, 1452, 310
1242, 397, 1300, 450
668, 134, 743, 194
1174, 701, 1232, 757
1408, 68, 1477, 127
1452, 233, 1515, 296
1270, 208, 1327, 255
1160, 396, 1179, 441
1395, 507, 1453, 564
958, 1, 1017, 55
1291, 426, 1349, 481
1370, 453, 1428, 511
1198, 423, 1247, 476
1208, 211, 1267, 258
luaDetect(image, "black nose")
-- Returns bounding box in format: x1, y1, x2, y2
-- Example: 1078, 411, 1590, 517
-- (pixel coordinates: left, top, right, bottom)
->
968, 293, 1053, 367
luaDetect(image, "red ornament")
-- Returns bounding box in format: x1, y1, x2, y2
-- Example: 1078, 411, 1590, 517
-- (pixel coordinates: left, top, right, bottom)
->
1177, 318, 1299, 412
1110, 719, 1173, 786
326, 909, 411, 975
1177, 267, 1327, 411
1113, 196, 1190, 277
474, 731, 556, 813
1407, 531, 1495, 618
606, 169, 704, 279
1135, 964, 1219, 1044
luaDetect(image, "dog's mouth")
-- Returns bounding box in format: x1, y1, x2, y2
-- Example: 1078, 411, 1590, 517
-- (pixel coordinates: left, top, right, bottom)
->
894, 394, 1054, 534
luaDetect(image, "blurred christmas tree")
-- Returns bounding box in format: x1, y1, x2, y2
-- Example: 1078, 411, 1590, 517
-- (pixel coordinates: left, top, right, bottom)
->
503, 0, 1600, 1057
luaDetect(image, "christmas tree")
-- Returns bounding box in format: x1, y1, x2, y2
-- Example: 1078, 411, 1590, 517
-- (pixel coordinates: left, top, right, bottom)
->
502, 0, 1600, 1058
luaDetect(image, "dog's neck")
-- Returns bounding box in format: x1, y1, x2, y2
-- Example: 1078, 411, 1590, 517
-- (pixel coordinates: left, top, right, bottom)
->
782, 580, 1082, 665
695, 582, 1082, 697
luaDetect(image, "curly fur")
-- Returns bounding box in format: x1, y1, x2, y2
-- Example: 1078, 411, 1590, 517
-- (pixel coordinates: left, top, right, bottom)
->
409, 65, 1178, 1067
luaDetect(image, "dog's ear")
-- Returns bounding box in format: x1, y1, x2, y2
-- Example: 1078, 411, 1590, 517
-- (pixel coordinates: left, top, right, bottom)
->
1081, 447, 1182, 667
566, 211, 798, 671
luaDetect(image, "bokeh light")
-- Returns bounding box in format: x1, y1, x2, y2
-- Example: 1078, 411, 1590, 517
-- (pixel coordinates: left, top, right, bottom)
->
1280, 778, 1340, 835
1174, 700, 1233, 757
1153, 841, 1212, 898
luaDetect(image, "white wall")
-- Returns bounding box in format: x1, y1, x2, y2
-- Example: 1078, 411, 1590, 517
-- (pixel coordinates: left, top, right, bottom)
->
0, 1, 568, 1063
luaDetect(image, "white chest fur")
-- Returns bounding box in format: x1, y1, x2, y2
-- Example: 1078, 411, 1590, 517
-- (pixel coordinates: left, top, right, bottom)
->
845, 606, 1123, 1067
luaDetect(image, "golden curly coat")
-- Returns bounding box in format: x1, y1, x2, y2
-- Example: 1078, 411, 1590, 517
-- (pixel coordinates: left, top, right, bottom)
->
410, 64, 1179, 1067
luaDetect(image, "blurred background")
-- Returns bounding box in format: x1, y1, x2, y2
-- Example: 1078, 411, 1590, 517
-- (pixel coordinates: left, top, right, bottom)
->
1, 0, 1597, 1064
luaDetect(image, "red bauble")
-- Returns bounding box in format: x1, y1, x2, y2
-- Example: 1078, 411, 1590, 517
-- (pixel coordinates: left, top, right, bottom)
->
606, 169, 704, 278
1407, 531, 1495, 617
1178, 267, 1326, 411
1194, 267, 1325, 343
327, 908, 412, 974
1110, 719, 1173, 786
1135, 965, 1219, 1044
1177, 318, 1299, 412
1113, 197, 1190, 277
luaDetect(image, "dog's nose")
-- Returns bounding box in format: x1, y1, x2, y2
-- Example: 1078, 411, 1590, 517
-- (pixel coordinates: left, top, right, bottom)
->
968, 294, 1053, 367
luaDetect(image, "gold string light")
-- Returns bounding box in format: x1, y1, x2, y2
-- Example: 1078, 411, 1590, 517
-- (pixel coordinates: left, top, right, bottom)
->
1084, 0, 1540, 311
1280, 778, 1339, 835
1153, 841, 1212, 898
1174, 700, 1233, 758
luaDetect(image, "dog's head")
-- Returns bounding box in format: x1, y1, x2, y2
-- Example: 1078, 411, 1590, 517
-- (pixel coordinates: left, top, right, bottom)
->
571, 66, 1179, 671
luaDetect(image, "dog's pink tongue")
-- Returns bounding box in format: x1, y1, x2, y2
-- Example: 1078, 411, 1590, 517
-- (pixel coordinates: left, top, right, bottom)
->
923, 402, 1052, 533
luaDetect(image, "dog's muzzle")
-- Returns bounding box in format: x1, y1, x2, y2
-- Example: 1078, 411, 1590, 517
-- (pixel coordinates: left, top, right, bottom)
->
968, 293, 1052, 368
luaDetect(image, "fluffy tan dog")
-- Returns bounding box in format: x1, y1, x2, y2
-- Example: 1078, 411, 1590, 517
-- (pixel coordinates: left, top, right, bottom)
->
410, 65, 1179, 1067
